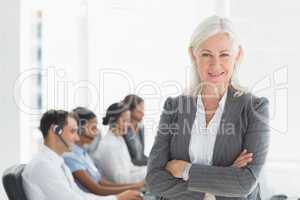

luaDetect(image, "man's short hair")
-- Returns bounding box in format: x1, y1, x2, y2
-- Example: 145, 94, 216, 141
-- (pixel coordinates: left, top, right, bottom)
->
39, 109, 78, 138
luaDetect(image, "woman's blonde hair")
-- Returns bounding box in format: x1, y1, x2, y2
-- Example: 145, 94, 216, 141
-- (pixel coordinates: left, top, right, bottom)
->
185, 15, 246, 96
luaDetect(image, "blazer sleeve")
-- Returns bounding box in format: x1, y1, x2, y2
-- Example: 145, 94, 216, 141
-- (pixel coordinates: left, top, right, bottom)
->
187, 97, 270, 197
146, 97, 204, 199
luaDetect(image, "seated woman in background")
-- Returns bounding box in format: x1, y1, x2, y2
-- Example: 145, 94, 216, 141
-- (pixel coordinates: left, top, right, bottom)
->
63, 107, 144, 200
122, 94, 148, 166
85, 128, 102, 155
94, 102, 147, 184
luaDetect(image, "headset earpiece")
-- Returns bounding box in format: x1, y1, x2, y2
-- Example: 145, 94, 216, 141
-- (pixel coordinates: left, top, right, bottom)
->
78, 126, 85, 136
52, 125, 63, 135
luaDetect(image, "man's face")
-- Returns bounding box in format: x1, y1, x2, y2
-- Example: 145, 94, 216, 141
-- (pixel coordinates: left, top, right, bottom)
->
131, 102, 144, 122
61, 117, 80, 151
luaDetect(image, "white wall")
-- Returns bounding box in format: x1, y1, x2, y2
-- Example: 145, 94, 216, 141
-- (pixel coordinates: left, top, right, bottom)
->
231, 0, 300, 197
0, 0, 21, 199
17, 0, 90, 163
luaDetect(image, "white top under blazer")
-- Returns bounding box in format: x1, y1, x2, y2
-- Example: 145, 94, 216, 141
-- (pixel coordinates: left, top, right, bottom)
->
189, 91, 227, 200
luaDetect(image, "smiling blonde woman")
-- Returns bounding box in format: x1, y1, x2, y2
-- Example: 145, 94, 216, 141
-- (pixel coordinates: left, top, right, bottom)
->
146, 16, 270, 200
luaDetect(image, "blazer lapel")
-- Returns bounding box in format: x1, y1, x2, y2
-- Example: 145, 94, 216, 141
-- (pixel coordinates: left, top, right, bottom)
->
181, 95, 197, 162
212, 86, 241, 165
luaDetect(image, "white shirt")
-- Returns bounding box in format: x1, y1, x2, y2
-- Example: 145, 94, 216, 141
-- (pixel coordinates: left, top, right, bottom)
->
188, 91, 227, 200
22, 145, 116, 200
92, 130, 147, 184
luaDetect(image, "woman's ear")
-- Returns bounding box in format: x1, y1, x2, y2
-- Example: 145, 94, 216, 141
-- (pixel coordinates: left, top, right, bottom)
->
189, 47, 196, 63
235, 45, 244, 63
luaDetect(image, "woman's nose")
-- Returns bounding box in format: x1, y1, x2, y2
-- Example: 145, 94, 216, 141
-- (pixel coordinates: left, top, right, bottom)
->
210, 56, 222, 69
211, 55, 220, 65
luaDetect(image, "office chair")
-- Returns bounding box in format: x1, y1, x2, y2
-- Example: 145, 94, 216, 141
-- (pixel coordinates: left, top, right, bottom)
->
2, 164, 28, 200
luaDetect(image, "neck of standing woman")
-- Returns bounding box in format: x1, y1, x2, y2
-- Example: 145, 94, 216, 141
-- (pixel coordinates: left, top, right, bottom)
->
200, 83, 227, 106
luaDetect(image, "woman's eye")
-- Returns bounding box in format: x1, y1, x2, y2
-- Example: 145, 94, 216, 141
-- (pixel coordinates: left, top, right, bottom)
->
201, 53, 211, 57
220, 53, 230, 57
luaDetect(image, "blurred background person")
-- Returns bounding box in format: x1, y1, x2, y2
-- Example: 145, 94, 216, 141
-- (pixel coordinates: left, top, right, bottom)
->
63, 107, 143, 200
94, 102, 147, 184
122, 94, 148, 166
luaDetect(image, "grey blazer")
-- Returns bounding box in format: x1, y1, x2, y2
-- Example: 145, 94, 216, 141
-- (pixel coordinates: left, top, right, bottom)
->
146, 86, 270, 200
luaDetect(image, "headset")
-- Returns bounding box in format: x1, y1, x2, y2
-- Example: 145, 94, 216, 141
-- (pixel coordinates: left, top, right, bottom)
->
52, 124, 63, 135
80, 130, 95, 141
52, 124, 70, 149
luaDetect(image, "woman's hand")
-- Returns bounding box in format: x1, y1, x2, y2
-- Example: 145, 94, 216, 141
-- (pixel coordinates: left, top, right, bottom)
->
165, 160, 189, 178
116, 190, 142, 200
232, 149, 253, 168
134, 180, 144, 189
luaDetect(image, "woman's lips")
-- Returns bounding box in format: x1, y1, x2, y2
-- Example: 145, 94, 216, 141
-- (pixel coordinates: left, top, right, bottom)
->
208, 72, 224, 78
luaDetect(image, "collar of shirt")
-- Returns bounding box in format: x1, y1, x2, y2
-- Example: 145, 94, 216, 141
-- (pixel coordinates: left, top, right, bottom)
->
107, 129, 121, 139
197, 90, 228, 128
40, 144, 64, 167
72, 144, 86, 157
197, 90, 228, 113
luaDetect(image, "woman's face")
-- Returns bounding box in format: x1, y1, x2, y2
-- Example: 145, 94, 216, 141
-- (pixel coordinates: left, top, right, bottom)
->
131, 102, 144, 122
116, 110, 131, 135
192, 32, 241, 88
82, 117, 99, 143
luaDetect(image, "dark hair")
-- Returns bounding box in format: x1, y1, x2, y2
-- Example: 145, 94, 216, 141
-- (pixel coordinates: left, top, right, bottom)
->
39, 109, 78, 138
123, 94, 144, 111
73, 107, 97, 135
102, 102, 129, 125
73, 107, 96, 126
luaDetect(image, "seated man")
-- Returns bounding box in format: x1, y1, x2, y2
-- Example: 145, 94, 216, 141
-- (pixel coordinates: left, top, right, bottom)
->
122, 94, 148, 166
22, 109, 141, 200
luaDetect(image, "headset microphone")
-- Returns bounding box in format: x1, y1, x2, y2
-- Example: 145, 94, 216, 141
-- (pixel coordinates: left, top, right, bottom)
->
52, 124, 70, 150
78, 126, 95, 141
82, 133, 95, 141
